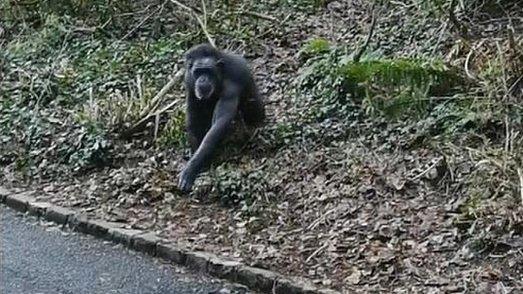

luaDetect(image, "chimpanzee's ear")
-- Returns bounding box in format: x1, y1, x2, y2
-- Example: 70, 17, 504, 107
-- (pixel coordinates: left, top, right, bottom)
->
184, 57, 193, 68
184, 50, 193, 66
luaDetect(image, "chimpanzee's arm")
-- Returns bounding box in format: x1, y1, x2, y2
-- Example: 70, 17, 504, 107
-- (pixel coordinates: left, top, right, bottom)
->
178, 83, 240, 192
186, 91, 212, 153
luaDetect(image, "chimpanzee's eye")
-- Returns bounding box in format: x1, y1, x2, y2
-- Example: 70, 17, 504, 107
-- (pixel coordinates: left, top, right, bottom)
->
194, 67, 212, 76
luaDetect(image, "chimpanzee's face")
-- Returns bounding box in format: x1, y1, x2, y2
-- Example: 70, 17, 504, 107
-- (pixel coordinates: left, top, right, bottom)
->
189, 57, 222, 100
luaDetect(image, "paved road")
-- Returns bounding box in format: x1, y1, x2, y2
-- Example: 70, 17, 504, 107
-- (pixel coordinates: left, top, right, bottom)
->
0, 206, 250, 294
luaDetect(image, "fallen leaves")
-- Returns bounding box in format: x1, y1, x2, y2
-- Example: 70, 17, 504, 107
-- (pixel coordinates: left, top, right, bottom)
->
2, 0, 523, 293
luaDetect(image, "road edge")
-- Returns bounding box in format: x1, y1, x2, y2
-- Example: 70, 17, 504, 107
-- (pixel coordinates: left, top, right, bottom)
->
0, 187, 339, 294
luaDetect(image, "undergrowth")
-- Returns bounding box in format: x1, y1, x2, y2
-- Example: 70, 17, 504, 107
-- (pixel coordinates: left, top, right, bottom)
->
0, 9, 187, 175
297, 41, 462, 120
1, 0, 523, 290
1, 0, 521, 213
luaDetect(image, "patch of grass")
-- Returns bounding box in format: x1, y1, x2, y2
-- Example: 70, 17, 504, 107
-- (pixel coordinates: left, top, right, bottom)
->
1, 15, 71, 106
6, 14, 68, 58
70, 37, 183, 100
299, 38, 331, 57
76, 76, 158, 133
3, 14, 185, 124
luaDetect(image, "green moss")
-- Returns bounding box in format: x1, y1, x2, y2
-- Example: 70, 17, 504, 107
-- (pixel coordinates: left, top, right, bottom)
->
297, 51, 462, 119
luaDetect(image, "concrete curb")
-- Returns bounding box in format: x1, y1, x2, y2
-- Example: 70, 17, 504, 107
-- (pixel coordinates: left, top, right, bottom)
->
0, 188, 339, 294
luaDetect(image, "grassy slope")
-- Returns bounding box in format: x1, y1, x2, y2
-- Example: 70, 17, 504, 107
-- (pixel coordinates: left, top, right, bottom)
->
1, 0, 522, 292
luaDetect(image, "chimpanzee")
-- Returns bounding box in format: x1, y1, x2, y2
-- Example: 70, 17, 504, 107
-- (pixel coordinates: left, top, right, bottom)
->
178, 43, 265, 192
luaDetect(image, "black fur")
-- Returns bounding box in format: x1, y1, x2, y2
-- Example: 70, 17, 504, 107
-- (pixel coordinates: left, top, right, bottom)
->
178, 43, 265, 192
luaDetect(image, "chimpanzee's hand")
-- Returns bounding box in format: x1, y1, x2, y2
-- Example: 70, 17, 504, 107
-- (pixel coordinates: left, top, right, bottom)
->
178, 165, 196, 193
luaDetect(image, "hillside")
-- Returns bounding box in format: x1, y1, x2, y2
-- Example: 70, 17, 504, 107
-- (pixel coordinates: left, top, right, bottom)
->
1, 0, 522, 292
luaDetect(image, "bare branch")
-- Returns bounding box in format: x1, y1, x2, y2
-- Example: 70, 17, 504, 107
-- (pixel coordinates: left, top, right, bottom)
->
72, 17, 112, 34
138, 67, 184, 119
353, 2, 377, 63
518, 168, 523, 205
201, 0, 207, 27
448, 0, 469, 38
122, 68, 184, 138
169, 0, 216, 47
120, 2, 166, 41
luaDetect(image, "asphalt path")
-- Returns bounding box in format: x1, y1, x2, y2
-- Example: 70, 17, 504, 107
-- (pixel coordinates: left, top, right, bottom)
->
0, 206, 251, 294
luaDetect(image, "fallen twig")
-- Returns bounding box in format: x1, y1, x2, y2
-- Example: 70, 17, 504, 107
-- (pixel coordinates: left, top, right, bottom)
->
464, 39, 486, 80
409, 157, 444, 181
464, 48, 475, 80
154, 112, 161, 140
116, 4, 152, 17
306, 207, 336, 231
305, 241, 329, 263
503, 74, 523, 100
518, 168, 523, 205
72, 17, 112, 34
232, 11, 278, 22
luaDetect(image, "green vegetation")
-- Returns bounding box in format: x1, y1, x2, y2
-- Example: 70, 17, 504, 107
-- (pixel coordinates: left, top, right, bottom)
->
0, 6, 188, 173
210, 163, 275, 206
1, 0, 522, 291
298, 47, 461, 119
157, 109, 187, 148
299, 38, 331, 57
